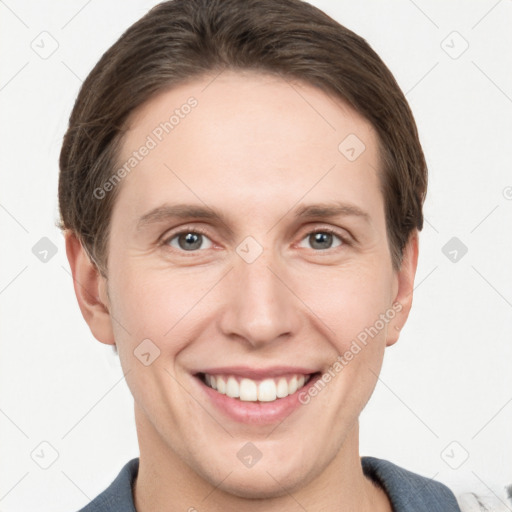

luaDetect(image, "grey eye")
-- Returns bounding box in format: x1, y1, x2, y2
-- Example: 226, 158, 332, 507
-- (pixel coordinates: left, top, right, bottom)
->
167, 232, 213, 251
298, 231, 343, 251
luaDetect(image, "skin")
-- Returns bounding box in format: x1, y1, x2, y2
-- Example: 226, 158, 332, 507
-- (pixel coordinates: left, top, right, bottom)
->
66, 69, 418, 511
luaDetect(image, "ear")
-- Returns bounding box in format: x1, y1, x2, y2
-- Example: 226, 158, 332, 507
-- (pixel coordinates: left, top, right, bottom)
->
386, 230, 419, 347
64, 231, 115, 346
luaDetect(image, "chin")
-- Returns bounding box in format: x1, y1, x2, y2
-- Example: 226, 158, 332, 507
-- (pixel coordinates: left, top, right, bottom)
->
214, 470, 306, 500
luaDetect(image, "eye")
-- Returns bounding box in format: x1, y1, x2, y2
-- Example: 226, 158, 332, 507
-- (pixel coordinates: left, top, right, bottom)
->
161, 226, 349, 254
298, 229, 346, 251
162, 228, 213, 252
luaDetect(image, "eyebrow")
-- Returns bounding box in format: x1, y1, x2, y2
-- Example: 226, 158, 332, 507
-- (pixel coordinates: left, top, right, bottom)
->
295, 202, 370, 222
135, 201, 371, 232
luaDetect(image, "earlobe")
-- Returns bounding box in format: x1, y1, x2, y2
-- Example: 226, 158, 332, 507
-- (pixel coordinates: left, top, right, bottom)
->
64, 231, 115, 346
386, 231, 419, 347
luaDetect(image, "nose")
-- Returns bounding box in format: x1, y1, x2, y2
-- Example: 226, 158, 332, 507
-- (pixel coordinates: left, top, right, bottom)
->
218, 247, 302, 349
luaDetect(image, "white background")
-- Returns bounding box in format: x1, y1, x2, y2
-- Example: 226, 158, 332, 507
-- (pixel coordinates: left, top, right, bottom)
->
1, 1, 511, 511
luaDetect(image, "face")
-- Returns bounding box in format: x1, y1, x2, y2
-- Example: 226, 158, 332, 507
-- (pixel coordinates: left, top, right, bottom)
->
72, 70, 417, 498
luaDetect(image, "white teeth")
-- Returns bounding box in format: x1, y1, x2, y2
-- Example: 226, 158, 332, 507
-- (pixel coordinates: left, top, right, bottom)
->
288, 376, 298, 394
226, 376, 240, 398
202, 373, 312, 402
276, 377, 288, 398
258, 379, 277, 402
239, 378, 258, 401
216, 376, 226, 394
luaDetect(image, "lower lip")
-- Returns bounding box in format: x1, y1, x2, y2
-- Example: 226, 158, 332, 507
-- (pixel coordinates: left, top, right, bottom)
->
193, 373, 321, 425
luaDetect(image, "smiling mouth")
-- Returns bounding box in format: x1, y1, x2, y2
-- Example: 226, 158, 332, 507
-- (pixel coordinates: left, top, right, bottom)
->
196, 372, 321, 402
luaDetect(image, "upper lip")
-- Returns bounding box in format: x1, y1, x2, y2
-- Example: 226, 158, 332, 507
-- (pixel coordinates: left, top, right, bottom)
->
194, 366, 320, 380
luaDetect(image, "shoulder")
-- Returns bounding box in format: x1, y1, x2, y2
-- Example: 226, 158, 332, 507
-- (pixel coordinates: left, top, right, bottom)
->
75, 458, 139, 512
361, 456, 461, 512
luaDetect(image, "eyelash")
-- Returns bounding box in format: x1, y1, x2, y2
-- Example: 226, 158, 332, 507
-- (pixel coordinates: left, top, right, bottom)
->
160, 226, 351, 253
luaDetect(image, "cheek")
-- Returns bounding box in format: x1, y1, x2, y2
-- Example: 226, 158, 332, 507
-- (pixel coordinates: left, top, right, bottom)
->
307, 263, 393, 342
109, 268, 202, 420
109, 247, 394, 361
308, 267, 392, 414
108, 264, 215, 355
112, 265, 178, 328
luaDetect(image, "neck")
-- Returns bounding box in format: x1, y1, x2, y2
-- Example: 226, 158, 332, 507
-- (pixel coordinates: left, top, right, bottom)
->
133, 405, 391, 512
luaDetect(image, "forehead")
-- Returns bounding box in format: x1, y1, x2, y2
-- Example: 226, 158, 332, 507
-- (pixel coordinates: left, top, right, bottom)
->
112, 69, 384, 230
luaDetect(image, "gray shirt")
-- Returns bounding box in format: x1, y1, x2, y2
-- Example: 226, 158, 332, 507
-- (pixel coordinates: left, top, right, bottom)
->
77, 456, 461, 511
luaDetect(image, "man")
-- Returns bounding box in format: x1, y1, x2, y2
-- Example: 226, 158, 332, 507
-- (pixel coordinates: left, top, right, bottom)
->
58, 0, 462, 510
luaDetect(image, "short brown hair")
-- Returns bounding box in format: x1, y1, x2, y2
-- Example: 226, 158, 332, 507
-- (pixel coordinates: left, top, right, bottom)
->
58, 0, 427, 275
